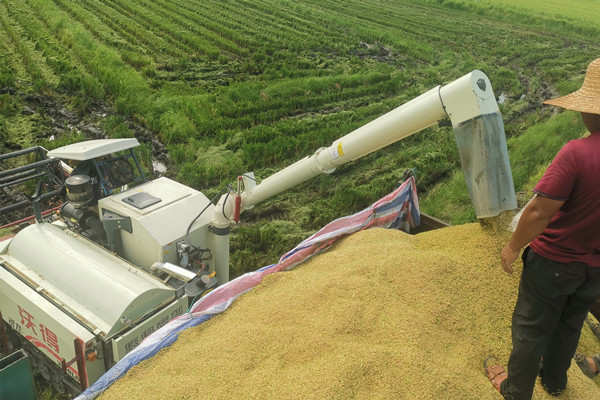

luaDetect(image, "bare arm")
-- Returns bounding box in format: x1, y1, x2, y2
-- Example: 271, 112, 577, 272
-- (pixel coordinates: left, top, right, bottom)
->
500, 195, 565, 274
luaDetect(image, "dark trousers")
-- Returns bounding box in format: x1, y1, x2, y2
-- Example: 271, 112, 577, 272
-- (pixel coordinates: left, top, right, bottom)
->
500, 247, 600, 400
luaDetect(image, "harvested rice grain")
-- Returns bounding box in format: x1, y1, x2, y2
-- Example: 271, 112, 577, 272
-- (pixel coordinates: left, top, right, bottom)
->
100, 224, 600, 399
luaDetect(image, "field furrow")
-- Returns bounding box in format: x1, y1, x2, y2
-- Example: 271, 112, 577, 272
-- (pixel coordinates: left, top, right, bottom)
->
5, 0, 93, 91
219, 73, 397, 120
71, 0, 183, 60
135, 0, 246, 56
187, 75, 401, 152
294, 0, 438, 58
314, 0, 449, 41
182, 3, 272, 49
203, 0, 343, 50
142, 0, 252, 56
182, 0, 331, 45
0, 8, 30, 86
229, 0, 347, 42
88, 0, 197, 57
48, 0, 141, 54
102, 0, 220, 59
0, 2, 58, 88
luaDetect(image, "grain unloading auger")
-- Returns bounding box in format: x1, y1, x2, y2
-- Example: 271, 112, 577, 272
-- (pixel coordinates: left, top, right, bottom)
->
212, 69, 517, 281
0, 70, 516, 395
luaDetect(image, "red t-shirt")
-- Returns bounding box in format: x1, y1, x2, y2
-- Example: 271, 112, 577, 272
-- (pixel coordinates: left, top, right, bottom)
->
530, 132, 600, 267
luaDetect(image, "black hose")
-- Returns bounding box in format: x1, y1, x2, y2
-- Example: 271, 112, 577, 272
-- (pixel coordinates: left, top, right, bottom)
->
185, 184, 231, 254
221, 186, 233, 221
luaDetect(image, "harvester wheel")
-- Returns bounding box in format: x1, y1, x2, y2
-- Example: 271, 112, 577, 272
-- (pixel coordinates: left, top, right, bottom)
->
5, 326, 22, 352
21, 340, 39, 370
38, 358, 51, 381
50, 368, 66, 394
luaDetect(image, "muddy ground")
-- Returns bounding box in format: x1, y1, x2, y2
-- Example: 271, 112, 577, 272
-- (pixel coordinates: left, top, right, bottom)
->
0, 88, 172, 226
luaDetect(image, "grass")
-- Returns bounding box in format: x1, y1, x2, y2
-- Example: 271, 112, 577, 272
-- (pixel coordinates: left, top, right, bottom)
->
457, 0, 600, 29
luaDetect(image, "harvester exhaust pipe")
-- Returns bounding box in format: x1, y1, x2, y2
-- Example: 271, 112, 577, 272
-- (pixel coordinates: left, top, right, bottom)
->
231, 70, 516, 219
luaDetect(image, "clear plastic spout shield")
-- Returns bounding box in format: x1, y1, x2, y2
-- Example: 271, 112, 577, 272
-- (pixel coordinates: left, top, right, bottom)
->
453, 112, 517, 218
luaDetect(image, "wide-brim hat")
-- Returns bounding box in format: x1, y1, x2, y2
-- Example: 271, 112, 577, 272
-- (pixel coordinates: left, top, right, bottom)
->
543, 57, 600, 114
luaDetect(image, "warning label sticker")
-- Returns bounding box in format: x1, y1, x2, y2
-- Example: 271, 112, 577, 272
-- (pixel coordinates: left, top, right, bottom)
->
330, 142, 344, 160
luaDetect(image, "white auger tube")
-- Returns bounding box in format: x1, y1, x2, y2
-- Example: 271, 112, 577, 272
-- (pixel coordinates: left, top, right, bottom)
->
212, 69, 516, 226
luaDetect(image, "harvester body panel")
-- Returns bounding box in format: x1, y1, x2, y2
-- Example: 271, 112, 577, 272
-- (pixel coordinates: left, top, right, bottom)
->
98, 177, 214, 274
1, 223, 177, 338
0, 260, 103, 385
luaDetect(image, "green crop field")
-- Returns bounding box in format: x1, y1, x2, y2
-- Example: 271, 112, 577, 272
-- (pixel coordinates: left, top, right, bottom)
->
470, 0, 600, 26
1, 0, 599, 278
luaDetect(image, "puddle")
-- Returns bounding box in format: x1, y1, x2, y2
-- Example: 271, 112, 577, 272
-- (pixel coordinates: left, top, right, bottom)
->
152, 160, 167, 174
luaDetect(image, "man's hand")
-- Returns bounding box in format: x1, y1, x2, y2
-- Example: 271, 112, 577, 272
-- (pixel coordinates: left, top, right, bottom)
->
499, 194, 564, 275
501, 244, 520, 274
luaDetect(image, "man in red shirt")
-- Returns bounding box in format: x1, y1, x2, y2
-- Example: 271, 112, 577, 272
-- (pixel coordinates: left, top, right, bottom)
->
486, 57, 600, 399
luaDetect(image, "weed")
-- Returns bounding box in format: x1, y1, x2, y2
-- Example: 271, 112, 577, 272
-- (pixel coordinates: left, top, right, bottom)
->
102, 115, 132, 138
0, 94, 19, 116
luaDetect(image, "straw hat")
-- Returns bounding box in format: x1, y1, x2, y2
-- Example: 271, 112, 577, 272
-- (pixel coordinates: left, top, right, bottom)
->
543, 57, 600, 114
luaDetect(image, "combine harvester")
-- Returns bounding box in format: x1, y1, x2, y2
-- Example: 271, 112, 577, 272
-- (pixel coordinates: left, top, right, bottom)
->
0, 70, 516, 397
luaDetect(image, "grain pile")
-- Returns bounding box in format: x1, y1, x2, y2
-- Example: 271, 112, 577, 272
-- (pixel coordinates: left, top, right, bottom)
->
100, 224, 600, 399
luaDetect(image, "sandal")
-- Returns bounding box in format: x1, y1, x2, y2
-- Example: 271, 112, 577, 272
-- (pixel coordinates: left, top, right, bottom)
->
484, 356, 508, 393
574, 353, 599, 379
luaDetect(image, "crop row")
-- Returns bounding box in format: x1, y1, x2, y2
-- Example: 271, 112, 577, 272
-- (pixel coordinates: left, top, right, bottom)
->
156, 71, 401, 146
111, 0, 240, 57
222, 0, 349, 47
56, 0, 195, 59
8, 1, 600, 183
68, 0, 184, 59
283, 0, 434, 61
21, 0, 445, 168
0, 2, 55, 90
92, 0, 222, 60
11, 0, 413, 148
6, 0, 106, 98
130, 0, 249, 56
73, 0, 440, 67
0, 14, 23, 87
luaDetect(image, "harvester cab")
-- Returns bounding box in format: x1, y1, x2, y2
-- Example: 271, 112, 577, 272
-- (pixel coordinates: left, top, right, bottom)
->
47, 139, 146, 244
57, 138, 147, 197
0, 69, 517, 395
45, 138, 221, 298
